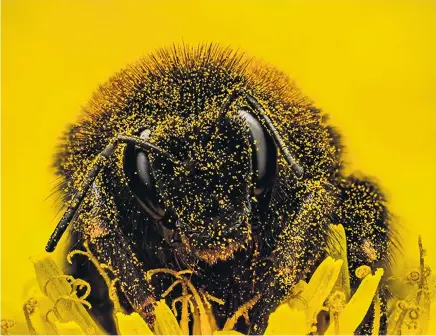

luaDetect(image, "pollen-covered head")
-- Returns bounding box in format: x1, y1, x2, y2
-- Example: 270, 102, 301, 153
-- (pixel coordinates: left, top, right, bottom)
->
149, 111, 254, 264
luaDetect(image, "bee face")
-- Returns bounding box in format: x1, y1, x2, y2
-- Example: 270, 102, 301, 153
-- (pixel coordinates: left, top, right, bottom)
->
149, 111, 254, 263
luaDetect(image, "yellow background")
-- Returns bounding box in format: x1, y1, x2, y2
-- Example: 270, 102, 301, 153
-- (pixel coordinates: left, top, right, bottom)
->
2, 0, 435, 327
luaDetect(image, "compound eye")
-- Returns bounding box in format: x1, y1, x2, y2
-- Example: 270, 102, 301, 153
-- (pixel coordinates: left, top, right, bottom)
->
135, 129, 153, 187
238, 109, 277, 196
123, 129, 165, 220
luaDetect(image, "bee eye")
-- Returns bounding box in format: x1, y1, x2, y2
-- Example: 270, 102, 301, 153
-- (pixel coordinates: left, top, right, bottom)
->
238, 109, 277, 196
123, 129, 166, 220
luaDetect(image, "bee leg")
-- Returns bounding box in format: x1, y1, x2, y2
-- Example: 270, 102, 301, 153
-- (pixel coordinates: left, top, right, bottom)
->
68, 238, 120, 334
248, 180, 338, 334
71, 183, 156, 331
84, 229, 157, 326
338, 175, 392, 335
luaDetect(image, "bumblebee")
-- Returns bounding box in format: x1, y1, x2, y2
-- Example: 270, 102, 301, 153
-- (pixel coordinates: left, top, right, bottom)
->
47, 44, 392, 334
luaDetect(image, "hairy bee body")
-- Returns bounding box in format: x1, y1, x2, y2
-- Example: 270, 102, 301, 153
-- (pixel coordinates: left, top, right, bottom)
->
55, 45, 391, 334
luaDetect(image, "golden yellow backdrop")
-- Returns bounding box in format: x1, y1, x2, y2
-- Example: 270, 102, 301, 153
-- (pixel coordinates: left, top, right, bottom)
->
2, 0, 435, 327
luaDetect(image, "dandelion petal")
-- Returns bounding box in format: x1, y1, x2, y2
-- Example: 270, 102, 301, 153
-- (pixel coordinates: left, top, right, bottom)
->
326, 224, 351, 300
213, 331, 245, 335
371, 294, 381, 335
154, 299, 184, 335
326, 268, 384, 335
115, 312, 153, 335
301, 257, 343, 327
265, 304, 306, 335
54, 321, 84, 335
30, 255, 103, 334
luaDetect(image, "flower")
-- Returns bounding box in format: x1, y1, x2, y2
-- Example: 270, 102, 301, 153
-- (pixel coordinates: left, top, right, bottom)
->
0, 253, 248, 335
264, 228, 436, 335
324, 268, 384, 335
263, 255, 383, 335
264, 224, 384, 335
387, 236, 435, 335
1, 228, 434, 335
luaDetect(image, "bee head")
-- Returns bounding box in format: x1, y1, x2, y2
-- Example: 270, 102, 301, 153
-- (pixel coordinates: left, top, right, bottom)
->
123, 92, 286, 264
150, 111, 255, 263
45, 91, 302, 256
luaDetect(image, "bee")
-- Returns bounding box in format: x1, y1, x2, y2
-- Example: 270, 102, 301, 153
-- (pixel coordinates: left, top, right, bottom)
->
46, 44, 392, 334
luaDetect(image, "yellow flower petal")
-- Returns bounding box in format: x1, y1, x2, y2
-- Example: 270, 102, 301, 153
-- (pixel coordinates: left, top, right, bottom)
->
192, 303, 202, 335
326, 268, 384, 335
429, 295, 436, 335
23, 299, 56, 335
297, 256, 343, 328
371, 294, 381, 335
265, 304, 306, 335
203, 300, 219, 334
191, 298, 215, 335
30, 255, 102, 334
54, 321, 84, 335
222, 294, 260, 332
326, 224, 351, 299
115, 312, 153, 335
213, 331, 245, 335
154, 299, 183, 335
184, 284, 213, 335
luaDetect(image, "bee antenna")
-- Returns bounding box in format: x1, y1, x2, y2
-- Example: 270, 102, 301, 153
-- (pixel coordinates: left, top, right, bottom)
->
218, 89, 304, 178
45, 135, 178, 252
217, 89, 243, 124
45, 142, 116, 252
116, 135, 179, 162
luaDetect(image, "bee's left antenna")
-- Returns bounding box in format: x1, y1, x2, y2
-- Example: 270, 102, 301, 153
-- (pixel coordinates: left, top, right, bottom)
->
45, 142, 116, 252
45, 135, 177, 252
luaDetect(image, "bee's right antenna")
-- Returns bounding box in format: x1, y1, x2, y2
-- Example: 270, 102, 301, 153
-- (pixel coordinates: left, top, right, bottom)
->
218, 89, 304, 179
45, 135, 177, 252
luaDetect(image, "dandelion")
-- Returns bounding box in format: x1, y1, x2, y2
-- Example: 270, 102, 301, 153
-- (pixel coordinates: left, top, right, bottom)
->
264, 228, 435, 335
387, 236, 435, 335
263, 256, 383, 335
1, 228, 434, 335
0, 252, 250, 335
324, 268, 384, 335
